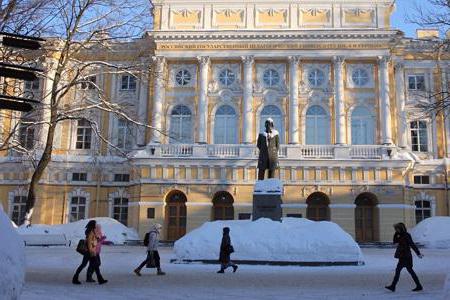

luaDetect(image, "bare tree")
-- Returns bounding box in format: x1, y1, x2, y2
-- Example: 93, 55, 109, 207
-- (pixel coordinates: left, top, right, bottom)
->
1, 0, 156, 225
406, 0, 450, 118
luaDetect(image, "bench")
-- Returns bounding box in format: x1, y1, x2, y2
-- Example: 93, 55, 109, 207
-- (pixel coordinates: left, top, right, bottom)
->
21, 234, 69, 247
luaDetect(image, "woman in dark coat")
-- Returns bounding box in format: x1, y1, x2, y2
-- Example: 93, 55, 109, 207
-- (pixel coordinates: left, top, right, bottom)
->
72, 220, 108, 285
217, 227, 238, 273
385, 222, 423, 292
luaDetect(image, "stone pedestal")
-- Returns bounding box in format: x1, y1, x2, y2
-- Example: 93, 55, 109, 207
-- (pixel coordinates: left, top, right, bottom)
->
252, 179, 283, 221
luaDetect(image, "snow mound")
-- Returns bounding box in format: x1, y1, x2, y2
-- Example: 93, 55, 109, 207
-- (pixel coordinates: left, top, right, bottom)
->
174, 218, 364, 263
411, 217, 450, 249
17, 217, 139, 245
0, 210, 25, 300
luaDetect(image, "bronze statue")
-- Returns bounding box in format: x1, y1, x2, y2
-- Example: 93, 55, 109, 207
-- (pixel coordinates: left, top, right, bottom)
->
257, 118, 279, 180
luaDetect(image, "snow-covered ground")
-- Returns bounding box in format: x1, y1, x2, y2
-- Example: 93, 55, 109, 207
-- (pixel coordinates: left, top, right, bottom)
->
175, 218, 363, 264
22, 246, 449, 300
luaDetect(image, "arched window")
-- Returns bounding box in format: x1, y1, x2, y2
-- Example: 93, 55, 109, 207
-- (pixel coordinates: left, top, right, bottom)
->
11, 195, 27, 225
415, 199, 431, 224
214, 105, 238, 144
170, 105, 192, 143
306, 192, 330, 221
260, 105, 284, 143
213, 192, 234, 220
306, 105, 329, 145
165, 191, 187, 241
351, 106, 375, 145
113, 197, 128, 226
70, 196, 87, 222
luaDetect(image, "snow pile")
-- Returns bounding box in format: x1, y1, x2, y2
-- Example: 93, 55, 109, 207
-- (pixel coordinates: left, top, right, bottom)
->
174, 218, 363, 263
17, 217, 139, 245
411, 217, 450, 249
0, 210, 25, 300
254, 179, 283, 195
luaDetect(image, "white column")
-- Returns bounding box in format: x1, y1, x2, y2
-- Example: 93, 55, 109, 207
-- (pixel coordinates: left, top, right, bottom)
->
288, 56, 300, 144
334, 56, 346, 145
150, 56, 165, 143
379, 56, 393, 145
197, 56, 210, 144
394, 61, 408, 148
137, 60, 149, 146
242, 56, 254, 144
442, 70, 450, 156
40, 59, 57, 146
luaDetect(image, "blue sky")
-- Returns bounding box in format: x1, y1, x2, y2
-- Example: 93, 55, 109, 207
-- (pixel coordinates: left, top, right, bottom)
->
393, 0, 434, 37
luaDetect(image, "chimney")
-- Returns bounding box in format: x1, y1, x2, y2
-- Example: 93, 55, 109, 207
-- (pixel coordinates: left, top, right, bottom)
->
416, 29, 439, 40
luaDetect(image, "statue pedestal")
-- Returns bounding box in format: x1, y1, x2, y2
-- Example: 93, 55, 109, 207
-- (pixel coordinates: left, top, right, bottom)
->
252, 179, 283, 221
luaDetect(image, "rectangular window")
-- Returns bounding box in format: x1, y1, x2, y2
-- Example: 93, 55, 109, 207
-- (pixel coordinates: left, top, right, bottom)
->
18, 121, 35, 150
408, 74, 425, 91
120, 75, 137, 91
113, 197, 128, 225
70, 196, 86, 222
286, 214, 302, 218
75, 119, 92, 149
72, 172, 87, 181
147, 208, 155, 219
117, 118, 133, 149
80, 75, 97, 90
11, 196, 27, 225
25, 79, 40, 90
413, 175, 430, 185
114, 173, 130, 182
238, 213, 251, 220
410, 121, 428, 152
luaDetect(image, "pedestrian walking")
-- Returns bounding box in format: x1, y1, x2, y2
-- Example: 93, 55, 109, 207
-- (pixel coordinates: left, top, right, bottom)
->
72, 220, 108, 285
86, 224, 106, 282
217, 227, 238, 273
134, 223, 166, 276
385, 222, 423, 292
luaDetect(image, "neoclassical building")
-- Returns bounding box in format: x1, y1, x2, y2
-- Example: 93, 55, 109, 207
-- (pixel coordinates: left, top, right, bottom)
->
2, 0, 450, 242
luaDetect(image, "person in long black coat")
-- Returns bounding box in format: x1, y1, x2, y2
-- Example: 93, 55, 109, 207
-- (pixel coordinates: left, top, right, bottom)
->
257, 118, 279, 180
385, 222, 423, 292
217, 227, 238, 273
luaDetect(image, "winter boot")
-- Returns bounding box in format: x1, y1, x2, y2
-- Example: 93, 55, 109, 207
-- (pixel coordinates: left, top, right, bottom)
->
232, 265, 238, 273
385, 285, 395, 292
157, 269, 166, 276
134, 268, 142, 276
72, 276, 81, 285
98, 279, 108, 285
86, 276, 96, 283
217, 269, 225, 274
412, 285, 423, 292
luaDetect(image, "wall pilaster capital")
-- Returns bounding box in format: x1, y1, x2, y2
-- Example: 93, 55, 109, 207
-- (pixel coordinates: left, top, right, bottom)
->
197, 56, 210, 67
378, 55, 391, 67
152, 56, 166, 74
333, 56, 345, 67
241, 55, 254, 67
288, 55, 301, 65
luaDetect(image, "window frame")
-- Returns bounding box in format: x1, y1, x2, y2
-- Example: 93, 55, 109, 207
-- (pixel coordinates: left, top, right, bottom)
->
169, 105, 193, 144
351, 68, 370, 87
213, 105, 238, 144
408, 74, 426, 91
112, 197, 128, 225
120, 74, 137, 91
218, 69, 236, 86
72, 172, 88, 182
69, 196, 87, 222
75, 119, 92, 150
415, 199, 432, 224
11, 195, 27, 225
305, 105, 330, 145
409, 120, 429, 153
308, 68, 325, 88
263, 68, 280, 87
175, 69, 192, 86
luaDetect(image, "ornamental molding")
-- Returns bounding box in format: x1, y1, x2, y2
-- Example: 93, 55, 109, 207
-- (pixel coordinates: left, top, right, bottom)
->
255, 63, 287, 92
168, 64, 197, 88
160, 184, 189, 196
302, 185, 333, 198
346, 63, 375, 89
209, 63, 242, 93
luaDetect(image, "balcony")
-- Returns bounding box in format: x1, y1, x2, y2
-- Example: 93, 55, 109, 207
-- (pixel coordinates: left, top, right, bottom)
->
141, 144, 396, 160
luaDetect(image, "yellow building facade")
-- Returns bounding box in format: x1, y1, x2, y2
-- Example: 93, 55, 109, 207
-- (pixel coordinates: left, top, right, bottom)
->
2, 0, 450, 242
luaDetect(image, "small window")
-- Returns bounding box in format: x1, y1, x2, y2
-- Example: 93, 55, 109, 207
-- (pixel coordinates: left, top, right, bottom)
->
413, 175, 430, 185
18, 121, 35, 150
175, 69, 191, 86
72, 172, 87, 181
114, 173, 130, 182
238, 213, 251, 220
147, 208, 155, 219
408, 75, 425, 91
80, 76, 97, 90
11, 196, 27, 225
286, 214, 302, 218
219, 69, 235, 86
121, 75, 137, 91
351, 68, 369, 87
415, 200, 432, 223
308, 69, 325, 87
25, 79, 40, 90
263, 69, 280, 87
75, 119, 92, 150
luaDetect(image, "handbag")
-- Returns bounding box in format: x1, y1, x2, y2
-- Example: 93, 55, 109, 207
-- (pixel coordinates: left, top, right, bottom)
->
76, 239, 88, 255
227, 245, 235, 254
146, 251, 156, 268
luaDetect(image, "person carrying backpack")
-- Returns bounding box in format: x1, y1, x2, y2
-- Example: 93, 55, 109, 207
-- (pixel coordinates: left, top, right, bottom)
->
134, 223, 166, 276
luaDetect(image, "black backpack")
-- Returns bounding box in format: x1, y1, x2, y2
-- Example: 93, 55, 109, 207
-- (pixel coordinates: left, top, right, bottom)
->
143, 232, 150, 247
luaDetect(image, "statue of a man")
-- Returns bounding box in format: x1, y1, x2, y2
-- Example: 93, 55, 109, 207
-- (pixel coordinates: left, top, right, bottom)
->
257, 118, 280, 180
